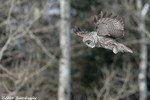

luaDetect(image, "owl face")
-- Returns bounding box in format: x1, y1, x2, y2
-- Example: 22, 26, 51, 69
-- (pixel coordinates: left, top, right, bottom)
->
81, 33, 97, 48
84, 40, 95, 48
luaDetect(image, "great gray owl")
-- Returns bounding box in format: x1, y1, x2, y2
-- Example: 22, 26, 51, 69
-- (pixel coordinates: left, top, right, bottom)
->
73, 11, 133, 54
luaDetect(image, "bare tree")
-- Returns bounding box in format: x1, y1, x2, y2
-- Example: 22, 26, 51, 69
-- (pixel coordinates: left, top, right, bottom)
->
58, 0, 71, 100
138, 0, 150, 100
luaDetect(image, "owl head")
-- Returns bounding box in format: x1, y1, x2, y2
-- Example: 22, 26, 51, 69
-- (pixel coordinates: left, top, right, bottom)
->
83, 36, 96, 48
73, 26, 97, 48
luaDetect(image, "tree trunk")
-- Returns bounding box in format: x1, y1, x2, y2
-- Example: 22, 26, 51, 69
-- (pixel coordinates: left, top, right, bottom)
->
58, 0, 71, 100
138, 0, 150, 100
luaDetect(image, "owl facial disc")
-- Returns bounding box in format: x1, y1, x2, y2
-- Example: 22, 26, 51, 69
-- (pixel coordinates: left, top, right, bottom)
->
85, 40, 95, 48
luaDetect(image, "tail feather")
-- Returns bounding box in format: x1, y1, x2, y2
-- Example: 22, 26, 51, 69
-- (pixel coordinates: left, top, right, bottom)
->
115, 43, 133, 54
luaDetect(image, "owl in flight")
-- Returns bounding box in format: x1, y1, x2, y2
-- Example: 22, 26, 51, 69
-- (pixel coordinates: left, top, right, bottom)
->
73, 11, 133, 54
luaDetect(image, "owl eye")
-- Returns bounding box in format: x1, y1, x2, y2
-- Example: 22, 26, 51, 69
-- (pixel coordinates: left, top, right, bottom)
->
86, 40, 92, 45
85, 40, 95, 48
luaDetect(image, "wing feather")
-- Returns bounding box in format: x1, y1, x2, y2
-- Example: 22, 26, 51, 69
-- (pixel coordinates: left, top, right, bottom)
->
73, 26, 91, 37
94, 11, 124, 38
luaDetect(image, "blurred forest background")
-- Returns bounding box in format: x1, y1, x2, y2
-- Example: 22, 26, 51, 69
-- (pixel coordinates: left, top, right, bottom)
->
0, 0, 150, 100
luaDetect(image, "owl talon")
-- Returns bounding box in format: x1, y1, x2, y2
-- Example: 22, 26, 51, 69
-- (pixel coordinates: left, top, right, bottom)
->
113, 47, 118, 54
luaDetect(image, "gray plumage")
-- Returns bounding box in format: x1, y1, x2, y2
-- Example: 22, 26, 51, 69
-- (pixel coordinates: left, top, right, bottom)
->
73, 11, 133, 54
94, 11, 124, 38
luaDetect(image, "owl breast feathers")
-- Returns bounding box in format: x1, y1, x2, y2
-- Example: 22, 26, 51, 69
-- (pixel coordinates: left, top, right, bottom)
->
73, 11, 133, 54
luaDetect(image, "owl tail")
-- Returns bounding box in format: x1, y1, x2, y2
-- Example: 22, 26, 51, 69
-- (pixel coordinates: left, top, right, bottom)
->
113, 43, 133, 54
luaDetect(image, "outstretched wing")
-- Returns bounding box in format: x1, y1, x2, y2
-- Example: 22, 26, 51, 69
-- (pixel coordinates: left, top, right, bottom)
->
73, 26, 92, 37
94, 11, 124, 38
